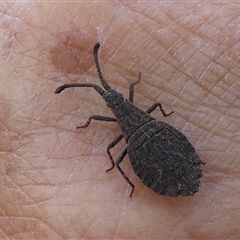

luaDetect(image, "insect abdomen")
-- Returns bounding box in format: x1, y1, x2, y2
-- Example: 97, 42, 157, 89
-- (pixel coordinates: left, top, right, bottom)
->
127, 120, 203, 197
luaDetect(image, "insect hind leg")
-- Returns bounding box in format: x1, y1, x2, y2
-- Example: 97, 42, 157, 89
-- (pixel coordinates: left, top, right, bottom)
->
146, 102, 173, 117
106, 134, 124, 172
115, 148, 135, 197
129, 72, 141, 103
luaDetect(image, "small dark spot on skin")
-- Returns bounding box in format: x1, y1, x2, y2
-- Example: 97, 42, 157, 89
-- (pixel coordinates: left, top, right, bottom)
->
49, 33, 98, 74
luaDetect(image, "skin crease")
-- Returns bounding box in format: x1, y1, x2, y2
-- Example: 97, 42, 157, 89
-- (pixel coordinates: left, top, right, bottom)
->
1, 1, 240, 239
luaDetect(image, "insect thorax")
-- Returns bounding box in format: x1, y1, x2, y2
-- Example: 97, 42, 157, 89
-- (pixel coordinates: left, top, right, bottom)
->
111, 99, 153, 140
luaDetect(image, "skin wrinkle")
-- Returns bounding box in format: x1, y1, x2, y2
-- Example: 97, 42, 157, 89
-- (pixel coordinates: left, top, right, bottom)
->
159, 7, 240, 87
124, 8, 177, 56
170, 72, 237, 137
102, 44, 134, 83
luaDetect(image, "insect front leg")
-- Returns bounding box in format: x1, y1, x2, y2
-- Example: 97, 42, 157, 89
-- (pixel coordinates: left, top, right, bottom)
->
146, 102, 173, 117
76, 115, 116, 128
114, 148, 135, 197
106, 134, 124, 172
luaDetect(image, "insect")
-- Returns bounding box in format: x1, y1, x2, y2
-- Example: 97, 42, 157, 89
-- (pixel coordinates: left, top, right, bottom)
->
55, 43, 204, 197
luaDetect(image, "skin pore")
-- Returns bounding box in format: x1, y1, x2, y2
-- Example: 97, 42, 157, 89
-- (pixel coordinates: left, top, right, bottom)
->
1, 1, 240, 239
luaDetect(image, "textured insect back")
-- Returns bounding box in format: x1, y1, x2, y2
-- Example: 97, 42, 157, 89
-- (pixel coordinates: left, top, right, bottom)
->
127, 121, 203, 196
55, 43, 204, 197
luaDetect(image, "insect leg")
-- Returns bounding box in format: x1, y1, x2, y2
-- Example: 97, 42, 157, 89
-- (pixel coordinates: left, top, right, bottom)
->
106, 134, 124, 172
146, 102, 173, 117
115, 148, 135, 197
76, 115, 116, 128
129, 72, 141, 103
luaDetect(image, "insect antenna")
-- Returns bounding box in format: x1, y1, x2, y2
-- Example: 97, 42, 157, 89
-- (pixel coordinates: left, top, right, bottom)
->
54, 43, 109, 96
93, 43, 112, 91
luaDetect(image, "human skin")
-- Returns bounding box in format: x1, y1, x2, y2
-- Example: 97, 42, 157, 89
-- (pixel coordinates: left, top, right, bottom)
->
1, 1, 240, 239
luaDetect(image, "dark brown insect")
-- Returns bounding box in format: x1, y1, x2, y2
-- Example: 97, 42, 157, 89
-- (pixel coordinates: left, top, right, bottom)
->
55, 43, 204, 197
